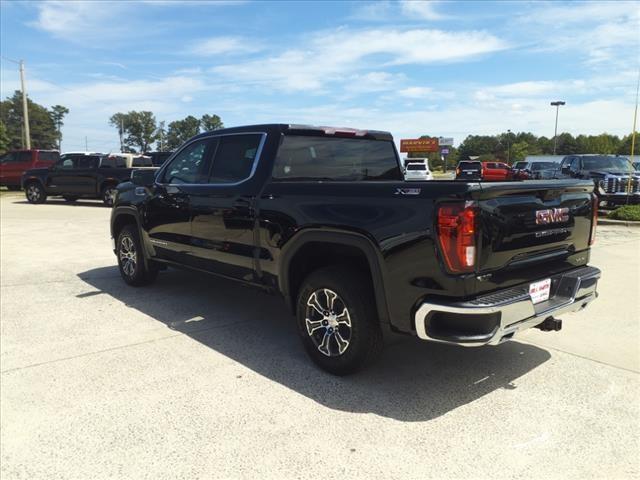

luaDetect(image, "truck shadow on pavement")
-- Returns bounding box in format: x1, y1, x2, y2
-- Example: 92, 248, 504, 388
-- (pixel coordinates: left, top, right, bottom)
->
78, 266, 551, 422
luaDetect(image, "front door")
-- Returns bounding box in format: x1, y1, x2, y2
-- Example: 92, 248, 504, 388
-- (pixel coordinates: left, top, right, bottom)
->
189, 133, 265, 282
142, 138, 215, 263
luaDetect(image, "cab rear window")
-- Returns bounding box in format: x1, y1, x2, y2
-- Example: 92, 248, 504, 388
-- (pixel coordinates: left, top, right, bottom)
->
273, 135, 401, 181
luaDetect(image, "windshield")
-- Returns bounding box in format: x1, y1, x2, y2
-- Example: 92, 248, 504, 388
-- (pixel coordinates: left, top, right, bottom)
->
582, 156, 631, 171
531, 162, 557, 170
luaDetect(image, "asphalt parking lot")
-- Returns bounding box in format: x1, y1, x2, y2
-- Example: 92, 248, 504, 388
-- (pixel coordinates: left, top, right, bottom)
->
1, 192, 638, 479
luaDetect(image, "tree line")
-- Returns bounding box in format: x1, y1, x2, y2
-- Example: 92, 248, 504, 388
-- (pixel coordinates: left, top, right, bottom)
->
0, 91, 68, 153
109, 111, 224, 152
412, 131, 637, 169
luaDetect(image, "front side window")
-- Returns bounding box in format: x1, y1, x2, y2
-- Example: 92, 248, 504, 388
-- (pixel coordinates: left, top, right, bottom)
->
272, 135, 400, 181
59, 158, 75, 169
209, 134, 262, 184
162, 139, 212, 184
0, 153, 15, 164
16, 152, 32, 163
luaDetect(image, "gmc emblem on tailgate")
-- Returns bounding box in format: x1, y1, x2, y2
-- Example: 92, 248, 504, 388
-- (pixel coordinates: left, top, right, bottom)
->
536, 207, 569, 225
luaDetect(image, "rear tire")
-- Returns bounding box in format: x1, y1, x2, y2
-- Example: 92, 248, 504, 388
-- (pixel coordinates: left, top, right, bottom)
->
296, 266, 383, 375
7, 185, 21, 191
25, 182, 47, 204
116, 224, 158, 286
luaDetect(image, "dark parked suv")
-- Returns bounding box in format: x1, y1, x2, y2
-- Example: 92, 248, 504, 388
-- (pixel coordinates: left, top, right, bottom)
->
110, 124, 600, 374
557, 155, 639, 205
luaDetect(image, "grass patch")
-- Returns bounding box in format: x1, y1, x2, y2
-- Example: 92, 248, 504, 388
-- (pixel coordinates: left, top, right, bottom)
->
607, 204, 640, 221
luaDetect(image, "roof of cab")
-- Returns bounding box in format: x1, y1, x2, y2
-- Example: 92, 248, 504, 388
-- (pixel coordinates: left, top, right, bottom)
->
192, 124, 393, 141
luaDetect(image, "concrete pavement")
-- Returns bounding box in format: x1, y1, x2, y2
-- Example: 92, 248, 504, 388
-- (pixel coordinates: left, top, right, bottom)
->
1, 193, 638, 479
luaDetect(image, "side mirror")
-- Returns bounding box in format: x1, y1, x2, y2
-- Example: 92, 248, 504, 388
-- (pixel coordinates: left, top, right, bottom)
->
131, 169, 156, 186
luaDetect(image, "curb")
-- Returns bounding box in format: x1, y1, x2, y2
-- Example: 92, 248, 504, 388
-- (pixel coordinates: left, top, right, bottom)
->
598, 218, 640, 228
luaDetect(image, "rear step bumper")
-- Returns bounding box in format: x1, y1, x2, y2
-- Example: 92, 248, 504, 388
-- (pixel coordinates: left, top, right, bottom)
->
414, 266, 601, 346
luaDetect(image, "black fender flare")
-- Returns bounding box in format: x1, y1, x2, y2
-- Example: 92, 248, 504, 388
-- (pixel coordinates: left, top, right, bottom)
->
21, 176, 45, 190
278, 229, 391, 325
111, 206, 154, 268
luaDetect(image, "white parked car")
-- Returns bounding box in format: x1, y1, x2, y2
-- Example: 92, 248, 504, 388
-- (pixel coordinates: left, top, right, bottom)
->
403, 158, 433, 181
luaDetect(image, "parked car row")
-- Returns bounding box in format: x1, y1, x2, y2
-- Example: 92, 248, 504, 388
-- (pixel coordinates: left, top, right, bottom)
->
0, 148, 174, 206
451, 155, 638, 205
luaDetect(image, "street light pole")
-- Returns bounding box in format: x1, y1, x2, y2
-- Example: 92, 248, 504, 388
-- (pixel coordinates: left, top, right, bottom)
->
550, 101, 565, 154
507, 129, 511, 164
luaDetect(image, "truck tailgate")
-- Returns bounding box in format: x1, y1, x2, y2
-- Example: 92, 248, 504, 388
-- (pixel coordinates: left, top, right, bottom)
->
471, 180, 595, 273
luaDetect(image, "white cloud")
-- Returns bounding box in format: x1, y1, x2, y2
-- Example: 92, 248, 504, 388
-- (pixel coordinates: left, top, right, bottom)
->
212, 27, 507, 91
188, 36, 263, 56
398, 86, 434, 98
400, 0, 445, 20
30, 1, 128, 42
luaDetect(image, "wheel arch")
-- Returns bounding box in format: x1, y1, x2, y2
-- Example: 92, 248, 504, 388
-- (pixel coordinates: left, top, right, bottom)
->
278, 229, 390, 325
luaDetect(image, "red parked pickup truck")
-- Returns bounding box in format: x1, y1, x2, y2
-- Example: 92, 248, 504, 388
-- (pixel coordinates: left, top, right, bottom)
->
0, 150, 60, 190
481, 161, 512, 181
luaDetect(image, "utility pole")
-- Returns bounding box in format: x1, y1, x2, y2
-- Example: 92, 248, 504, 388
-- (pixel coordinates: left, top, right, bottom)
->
119, 117, 124, 152
550, 101, 565, 155
507, 129, 511, 164
85, 136, 88, 151
19, 60, 31, 150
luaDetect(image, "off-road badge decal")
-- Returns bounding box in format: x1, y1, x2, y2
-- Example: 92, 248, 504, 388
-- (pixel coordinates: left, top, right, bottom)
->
394, 188, 421, 196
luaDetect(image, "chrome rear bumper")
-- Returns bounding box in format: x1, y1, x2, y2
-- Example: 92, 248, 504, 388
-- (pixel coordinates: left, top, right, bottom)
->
414, 266, 601, 346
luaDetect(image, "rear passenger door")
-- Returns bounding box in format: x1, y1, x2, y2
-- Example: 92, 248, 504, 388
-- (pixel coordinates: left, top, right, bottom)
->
188, 133, 266, 280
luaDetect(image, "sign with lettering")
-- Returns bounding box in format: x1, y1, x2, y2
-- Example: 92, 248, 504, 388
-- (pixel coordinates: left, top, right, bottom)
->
400, 138, 439, 153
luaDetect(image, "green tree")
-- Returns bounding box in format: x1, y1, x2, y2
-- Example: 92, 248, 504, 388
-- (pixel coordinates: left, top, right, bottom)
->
617, 133, 639, 156
166, 115, 201, 150
509, 141, 530, 163
0, 120, 10, 154
200, 114, 224, 132
49, 105, 69, 150
109, 111, 158, 152
0, 91, 59, 150
457, 135, 501, 161
555, 132, 579, 155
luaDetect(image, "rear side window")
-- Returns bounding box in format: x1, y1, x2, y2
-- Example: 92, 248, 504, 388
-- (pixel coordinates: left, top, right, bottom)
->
77, 156, 99, 169
162, 139, 212, 184
38, 151, 59, 162
209, 134, 262, 184
273, 135, 401, 181
0, 153, 16, 163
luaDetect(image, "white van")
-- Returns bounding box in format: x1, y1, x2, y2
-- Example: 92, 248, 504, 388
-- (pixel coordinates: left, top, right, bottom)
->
403, 158, 433, 181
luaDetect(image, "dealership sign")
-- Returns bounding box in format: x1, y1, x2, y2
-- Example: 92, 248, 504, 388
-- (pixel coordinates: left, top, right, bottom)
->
400, 138, 439, 152
438, 137, 454, 146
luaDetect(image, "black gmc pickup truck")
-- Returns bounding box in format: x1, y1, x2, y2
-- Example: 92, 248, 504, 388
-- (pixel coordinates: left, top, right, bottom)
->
110, 124, 601, 374
22, 153, 155, 206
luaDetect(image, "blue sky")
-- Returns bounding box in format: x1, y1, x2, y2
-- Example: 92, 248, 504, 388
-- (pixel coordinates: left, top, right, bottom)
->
1, 0, 639, 152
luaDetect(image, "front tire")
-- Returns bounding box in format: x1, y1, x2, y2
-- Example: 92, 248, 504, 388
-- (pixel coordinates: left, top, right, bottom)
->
102, 185, 117, 207
117, 225, 158, 286
296, 266, 383, 375
25, 182, 47, 204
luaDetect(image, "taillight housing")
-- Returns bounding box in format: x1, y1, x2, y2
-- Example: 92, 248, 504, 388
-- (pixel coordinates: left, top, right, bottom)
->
437, 202, 478, 273
589, 194, 598, 245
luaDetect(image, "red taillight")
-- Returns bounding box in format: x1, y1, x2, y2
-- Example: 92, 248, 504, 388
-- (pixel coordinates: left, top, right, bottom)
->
437, 202, 477, 273
590, 194, 598, 245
